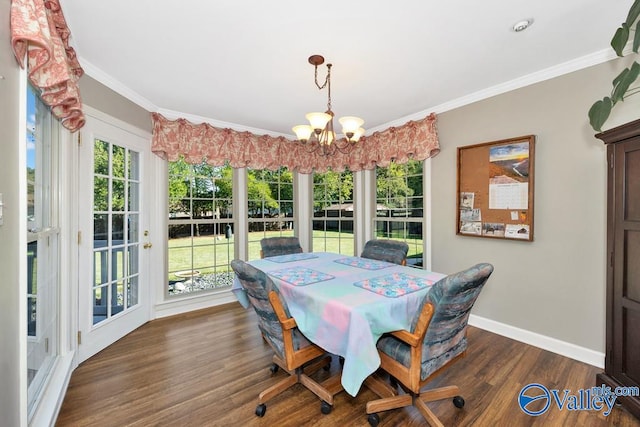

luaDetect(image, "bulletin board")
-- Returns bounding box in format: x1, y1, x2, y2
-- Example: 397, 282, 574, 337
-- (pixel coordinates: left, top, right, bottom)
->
456, 135, 535, 241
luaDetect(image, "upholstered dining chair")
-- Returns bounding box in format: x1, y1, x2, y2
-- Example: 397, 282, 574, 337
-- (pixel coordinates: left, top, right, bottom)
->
230, 259, 343, 417
360, 239, 409, 266
260, 236, 303, 258
364, 263, 494, 426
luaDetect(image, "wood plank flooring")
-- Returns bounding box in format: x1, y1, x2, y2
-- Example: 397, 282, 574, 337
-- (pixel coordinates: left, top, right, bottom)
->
56, 303, 640, 426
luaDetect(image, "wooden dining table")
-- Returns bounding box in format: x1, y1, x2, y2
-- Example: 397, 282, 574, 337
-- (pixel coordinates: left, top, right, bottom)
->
232, 251, 446, 397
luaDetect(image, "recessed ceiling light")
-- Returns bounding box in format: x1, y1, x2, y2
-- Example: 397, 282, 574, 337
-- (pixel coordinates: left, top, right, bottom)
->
512, 19, 533, 32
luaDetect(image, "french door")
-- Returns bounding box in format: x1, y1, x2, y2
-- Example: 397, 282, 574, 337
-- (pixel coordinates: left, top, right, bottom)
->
77, 114, 152, 362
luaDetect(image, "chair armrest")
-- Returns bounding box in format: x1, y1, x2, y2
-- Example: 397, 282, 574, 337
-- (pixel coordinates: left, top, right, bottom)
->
268, 290, 297, 330
388, 301, 435, 347
389, 329, 422, 347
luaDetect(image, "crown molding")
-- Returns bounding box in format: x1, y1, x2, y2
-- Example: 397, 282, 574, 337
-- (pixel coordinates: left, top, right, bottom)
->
156, 108, 293, 139
82, 48, 619, 139
368, 47, 619, 134
80, 57, 158, 112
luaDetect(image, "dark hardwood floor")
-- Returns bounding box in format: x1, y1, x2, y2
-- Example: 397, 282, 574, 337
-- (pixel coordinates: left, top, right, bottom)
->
56, 303, 640, 426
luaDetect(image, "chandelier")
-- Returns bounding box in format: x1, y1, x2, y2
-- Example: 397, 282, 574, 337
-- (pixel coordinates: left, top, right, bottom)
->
292, 55, 365, 155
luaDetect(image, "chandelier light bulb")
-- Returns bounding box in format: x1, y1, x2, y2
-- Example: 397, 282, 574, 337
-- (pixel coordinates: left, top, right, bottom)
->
292, 125, 313, 142
306, 112, 332, 132
350, 127, 365, 142
339, 116, 364, 135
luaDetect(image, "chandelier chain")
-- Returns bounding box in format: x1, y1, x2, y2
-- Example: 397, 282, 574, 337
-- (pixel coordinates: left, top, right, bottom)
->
292, 55, 364, 156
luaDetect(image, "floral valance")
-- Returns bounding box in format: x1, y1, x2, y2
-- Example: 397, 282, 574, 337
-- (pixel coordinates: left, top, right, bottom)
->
11, 0, 85, 132
151, 113, 439, 173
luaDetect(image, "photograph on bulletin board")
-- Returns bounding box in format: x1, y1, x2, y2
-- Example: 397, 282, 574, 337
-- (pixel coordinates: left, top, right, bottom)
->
456, 135, 535, 241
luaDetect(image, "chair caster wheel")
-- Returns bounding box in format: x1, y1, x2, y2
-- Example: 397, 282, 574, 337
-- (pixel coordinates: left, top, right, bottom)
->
321, 401, 332, 414
368, 413, 380, 426
270, 363, 279, 374
255, 404, 266, 417
453, 395, 465, 408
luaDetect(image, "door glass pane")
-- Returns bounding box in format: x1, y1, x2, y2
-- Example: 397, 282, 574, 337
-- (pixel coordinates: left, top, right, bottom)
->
112, 180, 125, 211
128, 213, 139, 242
94, 177, 108, 211
112, 145, 125, 178
92, 139, 140, 324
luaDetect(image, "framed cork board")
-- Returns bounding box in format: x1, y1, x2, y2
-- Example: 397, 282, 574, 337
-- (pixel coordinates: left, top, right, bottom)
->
456, 135, 535, 241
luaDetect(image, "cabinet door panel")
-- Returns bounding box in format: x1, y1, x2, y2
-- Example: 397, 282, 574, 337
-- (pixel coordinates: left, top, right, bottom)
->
625, 230, 640, 304
623, 307, 640, 386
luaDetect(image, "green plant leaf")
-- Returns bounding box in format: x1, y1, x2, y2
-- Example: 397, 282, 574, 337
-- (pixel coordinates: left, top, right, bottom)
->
634, 20, 640, 52
625, 0, 640, 27
612, 62, 640, 102
611, 24, 630, 56
588, 97, 612, 132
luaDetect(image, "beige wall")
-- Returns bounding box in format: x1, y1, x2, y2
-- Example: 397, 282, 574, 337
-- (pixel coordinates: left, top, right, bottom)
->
79, 75, 152, 132
0, 0, 25, 422
433, 57, 639, 353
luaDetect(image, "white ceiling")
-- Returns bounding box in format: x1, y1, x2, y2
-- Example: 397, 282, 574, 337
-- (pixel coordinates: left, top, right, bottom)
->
60, 0, 630, 137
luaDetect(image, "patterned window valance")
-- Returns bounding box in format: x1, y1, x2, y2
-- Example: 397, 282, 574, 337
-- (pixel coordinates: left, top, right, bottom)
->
151, 112, 439, 173
11, 0, 85, 132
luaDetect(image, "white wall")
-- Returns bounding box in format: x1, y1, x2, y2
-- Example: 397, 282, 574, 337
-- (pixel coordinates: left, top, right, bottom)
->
0, 0, 26, 422
432, 57, 639, 363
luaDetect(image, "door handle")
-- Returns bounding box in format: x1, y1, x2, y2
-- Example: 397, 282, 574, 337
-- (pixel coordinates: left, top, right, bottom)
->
143, 242, 152, 249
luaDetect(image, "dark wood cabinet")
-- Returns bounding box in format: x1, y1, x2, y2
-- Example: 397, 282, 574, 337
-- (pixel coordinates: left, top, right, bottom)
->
596, 118, 640, 420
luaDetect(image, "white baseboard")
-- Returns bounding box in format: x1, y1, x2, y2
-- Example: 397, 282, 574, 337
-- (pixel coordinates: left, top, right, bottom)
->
154, 291, 237, 319
29, 351, 74, 427
469, 314, 605, 369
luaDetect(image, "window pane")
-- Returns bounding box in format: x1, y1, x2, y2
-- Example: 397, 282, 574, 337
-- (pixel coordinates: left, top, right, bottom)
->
247, 167, 296, 259
168, 160, 234, 295
312, 169, 354, 255
26, 84, 61, 409
375, 160, 424, 268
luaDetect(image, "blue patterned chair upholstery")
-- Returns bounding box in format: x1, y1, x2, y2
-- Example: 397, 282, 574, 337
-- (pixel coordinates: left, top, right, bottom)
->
365, 263, 494, 426
230, 259, 342, 417
260, 236, 303, 258
361, 239, 409, 266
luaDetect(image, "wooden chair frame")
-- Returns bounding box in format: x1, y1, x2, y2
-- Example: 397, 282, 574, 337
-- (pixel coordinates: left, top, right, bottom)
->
255, 290, 343, 413
364, 301, 466, 427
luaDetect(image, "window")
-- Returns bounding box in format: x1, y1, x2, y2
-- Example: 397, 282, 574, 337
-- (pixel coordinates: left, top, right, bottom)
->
375, 160, 424, 267
26, 84, 60, 409
312, 169, 354, 255
247, 168, 295, 260
167, 160, 234, 294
